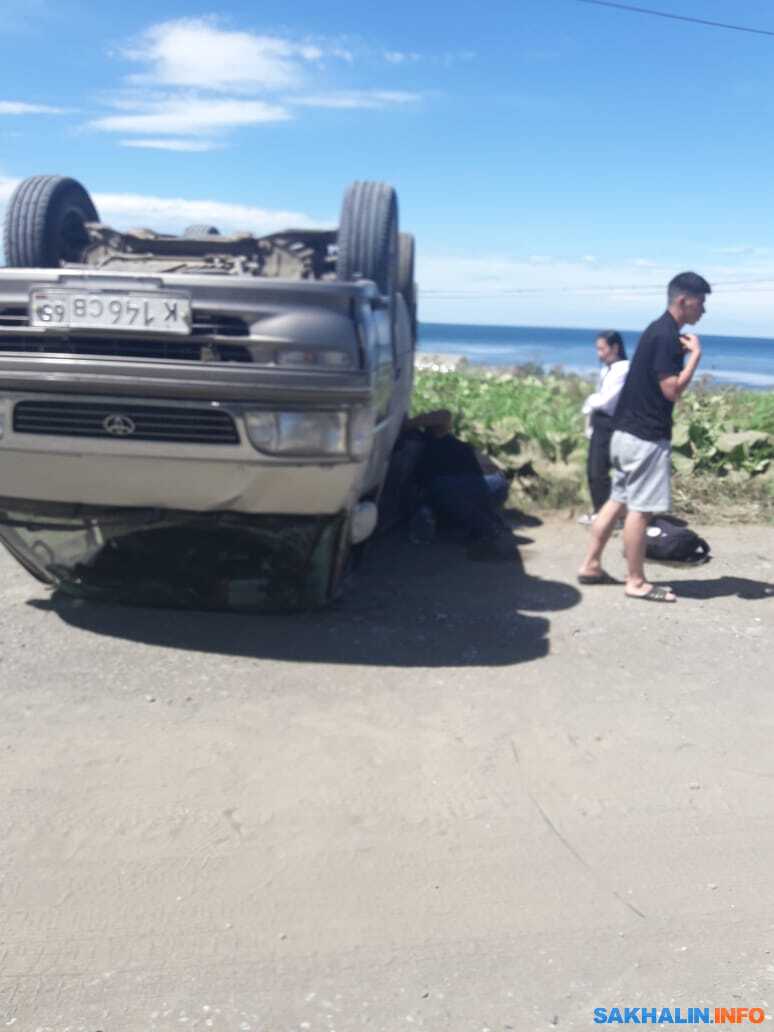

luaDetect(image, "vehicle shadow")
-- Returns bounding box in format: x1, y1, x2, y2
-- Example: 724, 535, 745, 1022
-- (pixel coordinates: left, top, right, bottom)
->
504, 508, 543, 529
670, 575, 774, 601
31, 531, 581, 668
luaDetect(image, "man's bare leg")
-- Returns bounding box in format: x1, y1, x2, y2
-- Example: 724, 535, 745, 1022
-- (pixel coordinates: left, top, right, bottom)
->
623, 510, 676, 600
578, 498, 626, 579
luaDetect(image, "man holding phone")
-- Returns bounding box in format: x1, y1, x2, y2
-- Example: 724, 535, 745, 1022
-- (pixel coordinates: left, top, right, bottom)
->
577, 271, 711, 602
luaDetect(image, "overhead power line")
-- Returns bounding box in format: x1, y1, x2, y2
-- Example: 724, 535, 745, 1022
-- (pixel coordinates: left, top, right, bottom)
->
576, 0, 774, 38
422, 278, 774, 299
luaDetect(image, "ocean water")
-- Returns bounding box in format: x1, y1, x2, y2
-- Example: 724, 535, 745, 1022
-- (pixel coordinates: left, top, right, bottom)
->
418, 322, 774, 390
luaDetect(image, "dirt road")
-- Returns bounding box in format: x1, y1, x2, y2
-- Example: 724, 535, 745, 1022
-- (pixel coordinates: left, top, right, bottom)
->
1, 518, 772, 1031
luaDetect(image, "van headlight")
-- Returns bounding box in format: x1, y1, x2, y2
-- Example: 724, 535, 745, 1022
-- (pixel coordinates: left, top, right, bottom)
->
245, 410, 348, 456
348, 406, 374, 460
275, 348, 353, 369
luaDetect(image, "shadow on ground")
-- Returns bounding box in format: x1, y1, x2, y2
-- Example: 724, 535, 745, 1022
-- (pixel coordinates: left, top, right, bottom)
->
670, 575, 774, 601
29, 530, 581, 669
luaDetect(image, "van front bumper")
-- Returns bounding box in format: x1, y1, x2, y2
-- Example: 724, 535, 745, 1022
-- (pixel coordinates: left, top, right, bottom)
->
0, 391, 369, 514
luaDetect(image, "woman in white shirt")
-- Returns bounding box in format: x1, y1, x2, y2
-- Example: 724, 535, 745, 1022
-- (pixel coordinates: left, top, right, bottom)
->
578, 331, 629, 525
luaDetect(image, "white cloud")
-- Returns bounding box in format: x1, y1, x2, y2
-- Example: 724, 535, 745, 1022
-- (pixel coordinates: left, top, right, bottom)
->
442, 50, 476, 66
90, 190, 331, 235
383, 49, 473, 67
711, 245, 769, 257
288, 90, 421, 110
0, 100, 69, 115
121, 18, 326, 92
384, 51, 421, 64
86, 17, 428, 149
420, 254, 666, 297
90, 96, 290, 135
414, 252, 774, 335
0, 177, 331, 236
119, 138, 221, 152
0, 176, 18, 202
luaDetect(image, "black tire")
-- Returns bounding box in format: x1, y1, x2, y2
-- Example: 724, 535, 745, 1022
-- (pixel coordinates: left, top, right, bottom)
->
3, 175, 98, 267
397, 232, 417, 343
183, 224, 220, 237
336, 181, 398, 296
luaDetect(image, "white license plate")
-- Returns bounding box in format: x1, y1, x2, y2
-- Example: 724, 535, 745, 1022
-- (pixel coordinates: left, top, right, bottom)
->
29, 290, 192, 335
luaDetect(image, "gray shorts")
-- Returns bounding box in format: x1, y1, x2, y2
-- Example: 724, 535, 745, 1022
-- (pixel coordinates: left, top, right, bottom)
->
609, 430, 672, 512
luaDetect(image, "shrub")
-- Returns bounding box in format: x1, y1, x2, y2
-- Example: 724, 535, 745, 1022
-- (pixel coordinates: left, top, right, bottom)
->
412, 368, 773, 521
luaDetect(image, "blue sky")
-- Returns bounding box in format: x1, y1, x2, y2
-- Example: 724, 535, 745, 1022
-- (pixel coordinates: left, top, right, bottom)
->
3, 0, 774, 335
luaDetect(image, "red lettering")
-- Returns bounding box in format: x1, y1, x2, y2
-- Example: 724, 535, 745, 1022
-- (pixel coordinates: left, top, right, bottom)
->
716, 1008, 739, 1024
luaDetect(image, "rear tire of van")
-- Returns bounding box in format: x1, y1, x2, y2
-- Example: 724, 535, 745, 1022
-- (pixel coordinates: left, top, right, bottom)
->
336, 181, 399, 297
3, 175, 99, 267
397, 232, 417, 344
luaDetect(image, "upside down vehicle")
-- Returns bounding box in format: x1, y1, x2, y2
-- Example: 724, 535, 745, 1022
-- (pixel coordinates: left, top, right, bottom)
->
0, 175, 417, 609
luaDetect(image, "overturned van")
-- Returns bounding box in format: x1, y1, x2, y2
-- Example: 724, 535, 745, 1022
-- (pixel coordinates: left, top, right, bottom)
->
0, 176, 417, 609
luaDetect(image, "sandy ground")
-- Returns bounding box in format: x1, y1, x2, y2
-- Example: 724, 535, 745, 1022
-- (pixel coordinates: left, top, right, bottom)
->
0, 516, 772, 1032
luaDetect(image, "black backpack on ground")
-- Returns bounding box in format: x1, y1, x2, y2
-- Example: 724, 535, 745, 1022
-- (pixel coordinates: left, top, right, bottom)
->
645, 517, 711, 565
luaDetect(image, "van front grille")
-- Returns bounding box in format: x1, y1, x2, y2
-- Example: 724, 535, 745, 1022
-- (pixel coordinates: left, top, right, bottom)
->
0, 333, 251, 362
0, 306, 28, 328
13, 400, 240, 445
191, 313, 249, 337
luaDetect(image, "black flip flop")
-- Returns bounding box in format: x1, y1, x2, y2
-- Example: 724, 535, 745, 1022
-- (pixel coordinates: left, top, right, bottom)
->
625, 585, 676, 603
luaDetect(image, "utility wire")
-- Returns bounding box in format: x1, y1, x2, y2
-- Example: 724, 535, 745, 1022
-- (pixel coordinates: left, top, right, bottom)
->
422, 278, 774, 298
576, 0, 774, 38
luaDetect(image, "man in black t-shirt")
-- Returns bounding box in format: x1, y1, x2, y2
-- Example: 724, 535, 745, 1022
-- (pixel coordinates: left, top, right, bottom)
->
578, 271, 710, 602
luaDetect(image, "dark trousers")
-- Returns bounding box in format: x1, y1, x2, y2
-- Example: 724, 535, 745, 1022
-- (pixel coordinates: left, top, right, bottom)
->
429, 474, 503, 540
587, 421, 614, 513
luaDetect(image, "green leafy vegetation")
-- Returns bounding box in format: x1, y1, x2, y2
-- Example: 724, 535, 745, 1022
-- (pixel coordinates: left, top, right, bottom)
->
672, 389, 774, 478
412, 368, 774, 522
